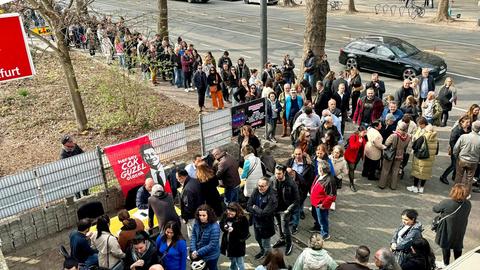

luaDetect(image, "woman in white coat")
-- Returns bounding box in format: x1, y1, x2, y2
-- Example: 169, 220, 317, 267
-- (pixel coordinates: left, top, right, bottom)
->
362, 120, 386, 180
90, 215, 125, 268
240, 145, 264, 198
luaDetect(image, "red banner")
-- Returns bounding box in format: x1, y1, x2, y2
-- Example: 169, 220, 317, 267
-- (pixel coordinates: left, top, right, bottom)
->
0, 13, 35, 82
104, 136, 152, 197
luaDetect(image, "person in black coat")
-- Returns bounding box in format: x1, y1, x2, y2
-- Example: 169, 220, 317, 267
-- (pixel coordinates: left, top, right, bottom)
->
196, 162, 224, 218
220, 202, 250, 269
233, 78, 249, 105
193, 65, 208, 112
401, 238, 436, 270
433, 184, 472, 266
313, 81, 332, 116
318, 54, 330, 82
176, 169, 204, 237
124, 231, 161, 270
237, 125, 261, 166
364, 73, 386, 99
148, 185, 180, 231
247, 177, 278, 260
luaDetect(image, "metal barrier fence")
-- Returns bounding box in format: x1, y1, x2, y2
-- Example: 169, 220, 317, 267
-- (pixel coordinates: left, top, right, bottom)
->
0, 123, 190, 221
199, 109, 232, 156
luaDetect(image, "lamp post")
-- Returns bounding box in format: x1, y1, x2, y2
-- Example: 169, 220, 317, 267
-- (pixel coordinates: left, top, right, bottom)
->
260, 0, 268, 70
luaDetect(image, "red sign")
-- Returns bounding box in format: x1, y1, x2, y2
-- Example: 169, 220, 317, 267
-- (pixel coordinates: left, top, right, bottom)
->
0, 13, 35, 82
104, 136, 153, 197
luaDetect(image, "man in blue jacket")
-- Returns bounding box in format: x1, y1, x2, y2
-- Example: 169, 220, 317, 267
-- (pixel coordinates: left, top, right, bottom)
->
69, 219, 97, 268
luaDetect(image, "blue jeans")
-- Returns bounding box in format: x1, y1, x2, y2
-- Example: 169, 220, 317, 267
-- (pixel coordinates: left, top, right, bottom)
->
304, 73, 315, 88
224, 186, 239, 204
291, 207, 301, 227
254, 229, 271, 254
174, 67, 183, 87
205, 257, 219, 270
315, 207, 330, 238
229, 256, 245, 270
80, 254, 98, 269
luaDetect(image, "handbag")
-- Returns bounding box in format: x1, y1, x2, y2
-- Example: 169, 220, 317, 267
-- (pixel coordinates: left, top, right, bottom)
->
431, 202, 464, 232
95, 235, 124, 270
383, 135, 398, 161
413, 135, 430, 159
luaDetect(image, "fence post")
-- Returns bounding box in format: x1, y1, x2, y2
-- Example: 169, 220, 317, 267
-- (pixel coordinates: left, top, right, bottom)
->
96, 145, 109, 192
33, 169, 46, 208
264, 97, 268, 141
199, 114, 206, 156
0, 239, 9, 270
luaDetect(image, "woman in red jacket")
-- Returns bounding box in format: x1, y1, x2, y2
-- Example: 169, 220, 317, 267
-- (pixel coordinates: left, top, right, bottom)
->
344, 126, 367, 192
310, 160, 337, 240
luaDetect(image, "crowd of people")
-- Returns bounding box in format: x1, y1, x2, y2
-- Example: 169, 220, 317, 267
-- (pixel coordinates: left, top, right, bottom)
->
50, 15, 480, 270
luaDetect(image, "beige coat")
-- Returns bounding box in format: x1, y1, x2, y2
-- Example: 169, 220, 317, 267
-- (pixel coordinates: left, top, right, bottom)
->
364, 127, 385, 160
91, 231, 125, 268
411, 128, 438, 180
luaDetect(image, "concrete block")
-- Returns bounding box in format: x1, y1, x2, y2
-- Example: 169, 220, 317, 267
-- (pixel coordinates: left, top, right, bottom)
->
54, 204, 68, 231
0, 232, 14, 253
23, 225, 37, 242
65, 204, 78, 228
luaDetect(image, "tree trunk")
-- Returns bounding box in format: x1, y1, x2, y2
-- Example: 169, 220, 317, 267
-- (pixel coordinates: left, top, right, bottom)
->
433, 0, 451, 22
301, 0, 327, 80
157, 0, 169, 39
347, 0, 358, 13
55, 28, 88, 131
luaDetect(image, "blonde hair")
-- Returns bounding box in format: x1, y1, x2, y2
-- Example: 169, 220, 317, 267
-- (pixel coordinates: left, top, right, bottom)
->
195, 162, 214, 183
450, 184, 468, 201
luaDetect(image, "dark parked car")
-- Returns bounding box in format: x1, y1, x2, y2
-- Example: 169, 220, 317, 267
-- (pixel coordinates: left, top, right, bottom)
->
339, 36, 447, 80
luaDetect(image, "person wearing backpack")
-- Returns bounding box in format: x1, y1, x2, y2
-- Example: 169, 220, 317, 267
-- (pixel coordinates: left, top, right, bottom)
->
292, 233, 337, 270
407, 118, 438, 194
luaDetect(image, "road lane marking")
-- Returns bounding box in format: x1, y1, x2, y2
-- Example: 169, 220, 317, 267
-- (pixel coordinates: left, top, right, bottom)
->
446, 72, 480, 81
423, 49, 446, 55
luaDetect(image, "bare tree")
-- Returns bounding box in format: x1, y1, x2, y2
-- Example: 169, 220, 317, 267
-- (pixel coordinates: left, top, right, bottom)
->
433, 0, 451, 22
157, 0, 168, 39
347, 0, 358, 13
22, 0, 89, 131
301, 0, 327, 79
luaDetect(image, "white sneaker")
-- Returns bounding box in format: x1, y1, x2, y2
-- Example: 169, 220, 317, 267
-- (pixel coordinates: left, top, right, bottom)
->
184, 88, 189, 92
418, 187, 424, 194
406, 186, 418, 193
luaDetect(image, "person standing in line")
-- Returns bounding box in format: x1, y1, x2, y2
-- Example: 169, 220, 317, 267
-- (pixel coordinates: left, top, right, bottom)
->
196, 162, 223, 218
440, 115, 471, 185
266, 92, 281, 143
453, 121, 480, 195
219, 203, 250, 270
190, 204, 221, 270
373, 248, 402, 270
148, 184, 179, 232
437, 77, 457, 127
348, 67, 363, 119
212, 148, 241, 204
310, 160, 336, 240
432, 184, 472, 266
352, 88, 384, 128
401, 238, 436, 270
155, 221, 187, 270
292, 233, 338, 270
247, 177, 278, 260
363, 121, 386, 181
303, 50, 316, 88
365, 73, 386, 99
407, 124, 438, 194
90, 215, 125, 269
418, 68, 435, 107
207, 66, 224, 110
271, 164, 300, 256
344, 126, 367, 192
176, 169, 204, 239
193, 64, 208, 113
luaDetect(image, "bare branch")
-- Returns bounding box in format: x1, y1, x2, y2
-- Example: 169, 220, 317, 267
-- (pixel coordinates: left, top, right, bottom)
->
27, 29, 62, 54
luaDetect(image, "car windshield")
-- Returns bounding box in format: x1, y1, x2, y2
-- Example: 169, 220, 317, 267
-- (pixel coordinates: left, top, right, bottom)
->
389, 41, 420, 58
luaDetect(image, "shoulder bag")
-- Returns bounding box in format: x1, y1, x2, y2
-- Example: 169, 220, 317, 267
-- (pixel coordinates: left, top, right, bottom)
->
96, 235, 124, 270
431, 202, 464, 232
383, 135, 398, 161
158, 240, 174, 267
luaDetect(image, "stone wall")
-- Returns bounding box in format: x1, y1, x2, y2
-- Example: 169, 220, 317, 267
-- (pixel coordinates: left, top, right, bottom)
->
0, 187, 124, 254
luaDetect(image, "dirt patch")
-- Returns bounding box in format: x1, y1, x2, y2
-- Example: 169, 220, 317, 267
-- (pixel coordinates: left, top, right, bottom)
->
0, 51, 197, 176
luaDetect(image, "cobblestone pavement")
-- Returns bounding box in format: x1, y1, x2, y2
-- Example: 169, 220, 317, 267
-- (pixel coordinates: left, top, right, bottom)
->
4, 77, 479, 270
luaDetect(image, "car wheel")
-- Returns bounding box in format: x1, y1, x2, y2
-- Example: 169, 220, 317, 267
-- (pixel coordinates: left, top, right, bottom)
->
346, 57, 357, 70
402, 68, 417, 80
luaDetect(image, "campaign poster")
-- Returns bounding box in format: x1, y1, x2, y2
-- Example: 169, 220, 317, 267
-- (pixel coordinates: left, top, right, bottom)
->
231, 98, 266, 136
104, 136, 152, 197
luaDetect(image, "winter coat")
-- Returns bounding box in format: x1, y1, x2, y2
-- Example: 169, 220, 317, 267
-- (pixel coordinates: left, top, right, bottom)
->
180, 177, 204, 221
219, 215, 250, 257
193, 70, 208, 90
180, 55, 193, 72
271, 175, 300, 213
286, 95, 304, 121
90, 232, 125, 268
390, 222, 423, 265
313, 89, 332, 116
411, 128, 438, 180
438, 85, 457, 112
318, 61, 331, 82
352, 96, 384, 125
329, 156, 348, 180
433, 199, 471, 249
237, 135, 261, 157
241, 153, 264, 197
385, 131, 411, 160
286, 157, 315, 193
266, 99, 281, 123
215, 152, 241, 189
190, 222, 221, 261
148, 193, 180, 230
199, 176, 223, 217
344, 133, 366, 164
118, 218, 145, 252
155, 238, 187, 270
364, 127, 385, 161
310, 174, 337, 209
124, 240, 160, 270
292, 248, 338, 270
247, 187, 278, 238
401, 253, 429, 270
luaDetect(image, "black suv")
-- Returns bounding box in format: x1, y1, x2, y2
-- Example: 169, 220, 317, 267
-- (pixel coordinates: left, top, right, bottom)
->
339, 36, 447, 80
